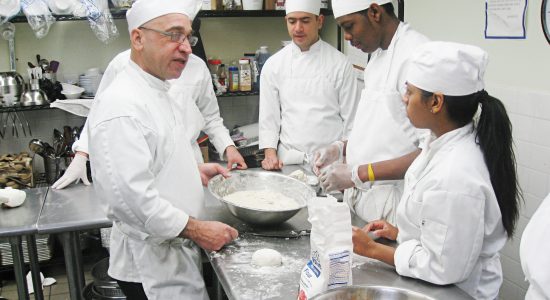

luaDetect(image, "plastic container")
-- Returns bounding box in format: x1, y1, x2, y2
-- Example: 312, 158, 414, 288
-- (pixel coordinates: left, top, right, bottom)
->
243, 0, 262, 10
244, 53, 259, 91
238, 59, 252, 92
207, 59, 222, 76
256, 46, 271, 73
218, 64, 228, 90
275, 0, 285, 10
228, 66, 239, 92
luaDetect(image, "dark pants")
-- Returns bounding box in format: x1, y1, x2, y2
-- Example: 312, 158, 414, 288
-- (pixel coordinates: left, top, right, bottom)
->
116, 280, 148, 300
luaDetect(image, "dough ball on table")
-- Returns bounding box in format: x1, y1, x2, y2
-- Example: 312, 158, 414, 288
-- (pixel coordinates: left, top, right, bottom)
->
251, 248, 282, 267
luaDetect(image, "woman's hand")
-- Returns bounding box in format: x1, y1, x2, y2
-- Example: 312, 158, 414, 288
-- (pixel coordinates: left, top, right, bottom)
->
352, 226, 377, 258
364, 220, 399, 241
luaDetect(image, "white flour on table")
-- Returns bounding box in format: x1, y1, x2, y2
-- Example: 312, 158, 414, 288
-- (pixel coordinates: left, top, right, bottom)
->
210, 238, 308, 299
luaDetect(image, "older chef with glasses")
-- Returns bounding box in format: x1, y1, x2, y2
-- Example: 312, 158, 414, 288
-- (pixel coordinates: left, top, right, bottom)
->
87, 0, 238, 299
52, 10, 246, 190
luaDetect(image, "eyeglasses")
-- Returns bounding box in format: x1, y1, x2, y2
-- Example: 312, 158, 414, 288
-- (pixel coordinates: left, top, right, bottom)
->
139, 26, 198, 46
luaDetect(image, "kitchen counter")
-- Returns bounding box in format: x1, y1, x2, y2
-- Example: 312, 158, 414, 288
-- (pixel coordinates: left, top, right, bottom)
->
205, 166, 473, 300
0, 187, 48, 237
37, 185, 111, 234
0, 187, 49, 300
37, 184, 111, 299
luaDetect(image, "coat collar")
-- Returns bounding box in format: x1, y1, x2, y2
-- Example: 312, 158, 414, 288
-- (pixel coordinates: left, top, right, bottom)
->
128, 59, 172, 92
290, 38, 323, 56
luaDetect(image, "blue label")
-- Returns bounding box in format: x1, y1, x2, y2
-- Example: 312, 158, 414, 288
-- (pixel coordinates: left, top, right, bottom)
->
307, 260, 320, 277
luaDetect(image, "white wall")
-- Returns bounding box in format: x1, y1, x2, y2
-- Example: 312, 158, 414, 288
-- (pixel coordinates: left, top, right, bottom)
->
407, 1, 550, 299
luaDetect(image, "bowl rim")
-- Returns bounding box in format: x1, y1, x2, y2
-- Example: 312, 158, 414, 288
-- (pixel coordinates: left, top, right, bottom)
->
311, 285, 438, 300
208, 169, 314, 212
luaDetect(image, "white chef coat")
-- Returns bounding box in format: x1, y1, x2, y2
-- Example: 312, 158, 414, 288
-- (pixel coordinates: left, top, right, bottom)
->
394, 123, 506, 300
344, 23, 429, 223
74, 50, 233, 163
520, 193, 550, 300
87, 60, 208, 300
259, 38, 359, 164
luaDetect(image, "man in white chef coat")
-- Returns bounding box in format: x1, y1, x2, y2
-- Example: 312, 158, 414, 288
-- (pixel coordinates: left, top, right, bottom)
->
52, 20, 246, 190
259, 0, 359, 170
315, 0, 429, 224
87, 0, 238, 298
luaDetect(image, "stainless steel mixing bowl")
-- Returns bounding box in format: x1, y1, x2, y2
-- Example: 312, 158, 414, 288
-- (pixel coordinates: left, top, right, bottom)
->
311, 285, 437, 300
208, 170, 316, 225
0, 72, 24, 106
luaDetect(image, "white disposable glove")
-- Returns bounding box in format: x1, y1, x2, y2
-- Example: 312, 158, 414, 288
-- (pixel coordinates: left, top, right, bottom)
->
51, 153, 90, 189
313, 141, 344, 175
319, 163, 358, 192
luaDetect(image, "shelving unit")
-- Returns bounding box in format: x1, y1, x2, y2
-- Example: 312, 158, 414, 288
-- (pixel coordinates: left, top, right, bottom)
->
0, 90, 260, 112
9, 8, 333, 23
0, 104, 52, 113
218, 90, 259, 97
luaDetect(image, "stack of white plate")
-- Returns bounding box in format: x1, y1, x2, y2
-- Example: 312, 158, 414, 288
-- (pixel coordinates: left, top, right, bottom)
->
79, 73, 102, 97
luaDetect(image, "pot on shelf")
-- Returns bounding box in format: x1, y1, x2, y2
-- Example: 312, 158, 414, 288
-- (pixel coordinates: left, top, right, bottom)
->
20, 79, 50, 106
0, 71, 24, 106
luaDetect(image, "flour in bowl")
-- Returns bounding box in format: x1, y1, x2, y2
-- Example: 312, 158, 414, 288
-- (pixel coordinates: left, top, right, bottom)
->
223, 190, 301, 211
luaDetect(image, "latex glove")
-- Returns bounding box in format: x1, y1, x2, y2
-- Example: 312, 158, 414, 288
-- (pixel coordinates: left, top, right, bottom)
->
52, 153, 90, 189
319, 163, 356, 192
199, 163, 231, 186
313, 141, 344, 175
225, 146, 247, 170
261, 148, 283, 170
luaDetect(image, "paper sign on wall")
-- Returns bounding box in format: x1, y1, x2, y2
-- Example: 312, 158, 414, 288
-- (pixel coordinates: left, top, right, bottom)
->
485, 0, 528, 39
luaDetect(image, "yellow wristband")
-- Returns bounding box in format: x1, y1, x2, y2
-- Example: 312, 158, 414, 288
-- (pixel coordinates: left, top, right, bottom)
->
367, 163, 375, 181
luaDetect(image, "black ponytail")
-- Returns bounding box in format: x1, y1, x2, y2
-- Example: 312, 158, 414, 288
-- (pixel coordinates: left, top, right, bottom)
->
421, 89, 521, 237
475, 91, 521, 237
440, 91, 521, 237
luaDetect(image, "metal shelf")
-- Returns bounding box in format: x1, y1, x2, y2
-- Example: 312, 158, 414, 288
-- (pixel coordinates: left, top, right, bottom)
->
9, 8, 332, 23
217, 91, 259, 97
0, 104, 53, 113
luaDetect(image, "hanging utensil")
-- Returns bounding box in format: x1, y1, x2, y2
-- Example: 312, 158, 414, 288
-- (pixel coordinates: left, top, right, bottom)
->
17, 111, 32, 136
53, 128, 65, 156
39, 58, 50, 73
63, 125, 73, 154
29, 139, 46, 157
49, 60, 60, 73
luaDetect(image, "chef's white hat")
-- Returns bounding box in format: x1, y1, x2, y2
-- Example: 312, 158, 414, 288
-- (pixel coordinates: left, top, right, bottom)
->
406, 41, 488, 96
126, 0, 202, 34
332, 0, 392, 18
285, 0, 322, 15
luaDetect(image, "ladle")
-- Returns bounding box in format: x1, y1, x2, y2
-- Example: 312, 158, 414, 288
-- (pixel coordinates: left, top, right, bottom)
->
29, 139, 56, 159
0, 22, 16, 71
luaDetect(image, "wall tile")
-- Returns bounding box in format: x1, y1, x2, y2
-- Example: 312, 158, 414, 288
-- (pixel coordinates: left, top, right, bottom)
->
524, 168, 549, 199
501, 235, 521, 265
527, 118, 550, 148
499, 279, 525, 300
509, 113, 533, 142
501, 255, 529, 290
521, 193, 544, 220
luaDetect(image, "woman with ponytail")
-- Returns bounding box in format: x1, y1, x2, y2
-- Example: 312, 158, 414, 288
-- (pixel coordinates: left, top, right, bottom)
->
351, 42, 521, 300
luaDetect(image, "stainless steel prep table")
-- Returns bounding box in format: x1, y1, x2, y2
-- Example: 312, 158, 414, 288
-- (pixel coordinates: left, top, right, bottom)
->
0, 187, 48, 300
204, 166, 473, 300
37, 185, 111, 300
